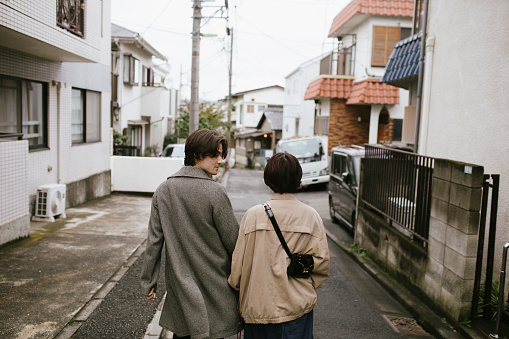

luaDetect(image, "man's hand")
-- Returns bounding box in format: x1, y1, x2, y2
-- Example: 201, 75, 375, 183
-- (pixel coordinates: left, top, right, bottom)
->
145, 288, 156, 301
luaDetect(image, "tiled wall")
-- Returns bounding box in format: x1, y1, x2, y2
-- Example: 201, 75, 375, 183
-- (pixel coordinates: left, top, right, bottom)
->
0, 140, 29, 244
328, 99, 371, 154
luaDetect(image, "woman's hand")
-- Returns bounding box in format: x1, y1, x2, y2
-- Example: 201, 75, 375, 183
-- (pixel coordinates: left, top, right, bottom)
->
145, 288, 156, 301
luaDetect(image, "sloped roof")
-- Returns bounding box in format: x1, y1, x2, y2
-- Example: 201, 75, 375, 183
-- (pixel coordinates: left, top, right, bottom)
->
304, 76, 399, 105
304, 77, 354, 100
111, 23, 167, 61
381, 32, 421, 89
111, 23, 138, 38
346, 78, 399, 105
232, 85, 284, 97
328, 0, 414, 37
256, 108, 283, 130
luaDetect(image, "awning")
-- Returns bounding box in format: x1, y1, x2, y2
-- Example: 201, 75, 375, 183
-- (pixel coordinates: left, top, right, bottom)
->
236, 131, 267, 139
346, 79, 399, 105
381, 32, 422, 89
304, 76, 354, 100
128, 119, 149, 125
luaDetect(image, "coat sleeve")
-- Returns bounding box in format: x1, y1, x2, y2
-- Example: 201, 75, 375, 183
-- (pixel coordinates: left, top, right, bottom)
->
140, 193, 164, 295
228, 214, 247, 291
310, 215, 330, 290
212, 185, 239, 255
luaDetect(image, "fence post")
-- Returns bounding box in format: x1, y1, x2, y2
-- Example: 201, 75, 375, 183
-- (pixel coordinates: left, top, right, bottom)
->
490, 243, 509, 338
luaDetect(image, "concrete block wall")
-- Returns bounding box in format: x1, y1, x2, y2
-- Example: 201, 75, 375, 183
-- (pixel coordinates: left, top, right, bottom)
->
356, 157, 484, 322
327, 99, 370, 154
427, 159, 484, 320
0, 140, 30, 246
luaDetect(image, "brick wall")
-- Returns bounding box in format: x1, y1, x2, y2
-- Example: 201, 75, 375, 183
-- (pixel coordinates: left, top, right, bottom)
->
327, 99, 371, 153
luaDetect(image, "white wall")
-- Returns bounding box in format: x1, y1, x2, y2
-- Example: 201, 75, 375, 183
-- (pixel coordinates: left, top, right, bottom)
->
236, 87, 284, 129
111, 156, 184, 192
421, 0, 509, 272
283, 58, 320, 139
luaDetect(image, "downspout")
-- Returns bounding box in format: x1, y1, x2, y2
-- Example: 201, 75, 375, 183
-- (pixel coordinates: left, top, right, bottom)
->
413, 0, 429, 153
52, 80, 63, 184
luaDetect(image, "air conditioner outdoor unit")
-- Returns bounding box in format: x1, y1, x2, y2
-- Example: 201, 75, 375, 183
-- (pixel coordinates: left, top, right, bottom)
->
32, 184, 67, 222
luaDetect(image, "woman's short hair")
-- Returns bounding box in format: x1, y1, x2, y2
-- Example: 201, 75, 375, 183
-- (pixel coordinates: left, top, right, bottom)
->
184, 129, 228, 166
264, 152, 302, 193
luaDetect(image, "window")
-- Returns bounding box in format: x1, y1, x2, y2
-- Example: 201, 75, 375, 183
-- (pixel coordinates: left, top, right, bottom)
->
314, 116, 329, 135
123, 55, 140, 85
247, 104, 254, 113
72, 88, 101, 144
392, 119, 403, 142
142, 66, 155, 86
56, 0, 84, 37
0, 75, 47, 149
371, 26, 401, 67
257, 105, 266, 112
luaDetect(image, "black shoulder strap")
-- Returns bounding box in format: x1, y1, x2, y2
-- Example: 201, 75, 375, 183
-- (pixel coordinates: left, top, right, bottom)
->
263, 203, 292, 258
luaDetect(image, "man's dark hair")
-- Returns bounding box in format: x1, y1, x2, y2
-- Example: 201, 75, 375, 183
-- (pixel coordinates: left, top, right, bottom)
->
184, 128, 228, 166
264, 152, 302, 193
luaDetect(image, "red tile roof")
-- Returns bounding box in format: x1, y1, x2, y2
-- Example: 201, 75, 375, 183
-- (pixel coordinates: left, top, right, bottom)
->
328, 0, 414, 37
346, 78, 399, 105
304, 77, 399, 105
304, 77, 354, 100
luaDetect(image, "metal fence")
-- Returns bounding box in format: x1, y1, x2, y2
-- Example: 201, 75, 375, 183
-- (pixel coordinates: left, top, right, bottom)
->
361, 145, 434, 246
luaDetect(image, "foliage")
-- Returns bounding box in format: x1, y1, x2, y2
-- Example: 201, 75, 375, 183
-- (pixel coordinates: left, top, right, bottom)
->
478, 281, 509, 320
144, 145, 160, 157
350, 243, 366, 256
163, 100, 232, 149
113, 129, 130, 146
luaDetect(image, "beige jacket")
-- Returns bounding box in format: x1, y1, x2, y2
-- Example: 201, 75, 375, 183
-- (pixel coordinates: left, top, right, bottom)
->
228, 193, 330, 324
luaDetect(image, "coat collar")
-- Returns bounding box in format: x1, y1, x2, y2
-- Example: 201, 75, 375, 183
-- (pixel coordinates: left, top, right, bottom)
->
169, 166, 213, 180
269, 193, 297, 201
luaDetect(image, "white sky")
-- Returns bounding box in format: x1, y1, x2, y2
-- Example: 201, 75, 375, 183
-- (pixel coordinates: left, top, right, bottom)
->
111, 0, 350, 101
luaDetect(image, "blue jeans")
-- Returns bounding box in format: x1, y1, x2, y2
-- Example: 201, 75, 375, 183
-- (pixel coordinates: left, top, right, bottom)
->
244, 310, 313, 339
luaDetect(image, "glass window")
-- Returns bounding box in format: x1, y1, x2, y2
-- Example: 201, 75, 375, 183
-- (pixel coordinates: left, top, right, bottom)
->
0, 75, 47, 149
247, 104, 254, 113
56, 0, 85, 37
123, 55, 140, 85
72, 88, 101, 144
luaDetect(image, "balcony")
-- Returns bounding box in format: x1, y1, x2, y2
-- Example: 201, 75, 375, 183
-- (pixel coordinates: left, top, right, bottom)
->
320, 47, 354, 77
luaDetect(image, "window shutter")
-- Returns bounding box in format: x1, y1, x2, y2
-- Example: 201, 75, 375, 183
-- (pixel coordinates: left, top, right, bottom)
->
371, 26, 400, 67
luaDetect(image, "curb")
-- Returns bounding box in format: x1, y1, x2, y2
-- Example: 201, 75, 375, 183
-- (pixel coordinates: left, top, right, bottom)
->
324, 229, 484, 339
54, 240, 147, 339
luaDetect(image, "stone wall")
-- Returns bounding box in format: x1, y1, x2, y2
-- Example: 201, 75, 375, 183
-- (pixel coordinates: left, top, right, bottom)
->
356, 158, 484, 321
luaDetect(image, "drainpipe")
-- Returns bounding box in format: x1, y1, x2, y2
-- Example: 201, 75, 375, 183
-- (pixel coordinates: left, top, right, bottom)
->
52, 80, 62, 184
413, 0, 429, 153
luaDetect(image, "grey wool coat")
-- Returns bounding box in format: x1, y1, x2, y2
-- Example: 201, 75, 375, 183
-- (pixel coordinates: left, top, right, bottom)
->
140, 166, 240, 339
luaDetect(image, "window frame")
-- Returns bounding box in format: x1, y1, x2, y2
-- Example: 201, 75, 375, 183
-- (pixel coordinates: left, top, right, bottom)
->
56, 0, 85, 37
123, 54, 140, 86
0, 75, 48, 150
71, 88, 101, 145
246, 104, 255, 113
371, 26, 401, 67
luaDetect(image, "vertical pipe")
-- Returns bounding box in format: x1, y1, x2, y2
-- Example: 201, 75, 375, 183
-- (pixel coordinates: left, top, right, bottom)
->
413, 0, 428, 153
52, 81, 62, 184
485, 175, 500, 318
471, 175, 490, 319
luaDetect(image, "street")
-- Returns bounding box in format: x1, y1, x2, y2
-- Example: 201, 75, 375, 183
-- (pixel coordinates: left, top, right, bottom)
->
225, 168, 433, 338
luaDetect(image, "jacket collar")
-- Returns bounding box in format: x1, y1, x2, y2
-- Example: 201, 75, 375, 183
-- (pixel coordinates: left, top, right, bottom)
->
169, 166, 213, 180
269, 193, 297, 201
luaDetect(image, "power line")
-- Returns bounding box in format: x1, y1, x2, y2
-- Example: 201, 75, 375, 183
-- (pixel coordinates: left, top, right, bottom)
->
141, 0, 174, 36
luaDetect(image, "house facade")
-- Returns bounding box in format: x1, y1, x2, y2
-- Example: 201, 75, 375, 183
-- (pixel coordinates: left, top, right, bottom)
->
0, 0, 112, 245
304, 0, 413, 154
282, 56, 321, 140
111, 23, 178, 156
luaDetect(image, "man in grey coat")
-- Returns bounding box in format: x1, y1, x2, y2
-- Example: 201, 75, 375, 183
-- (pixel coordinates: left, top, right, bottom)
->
141, 129, 240, 339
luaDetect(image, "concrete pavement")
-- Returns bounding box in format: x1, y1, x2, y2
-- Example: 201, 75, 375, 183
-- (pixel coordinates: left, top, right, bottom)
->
0, 166, 494, 338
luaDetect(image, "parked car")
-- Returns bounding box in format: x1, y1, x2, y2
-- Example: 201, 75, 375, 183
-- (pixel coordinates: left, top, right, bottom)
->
328, 145, 365, 230
160, 144, 185, 158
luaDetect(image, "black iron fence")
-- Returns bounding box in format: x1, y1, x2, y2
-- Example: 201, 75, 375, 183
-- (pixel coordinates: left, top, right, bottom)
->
113, 145, 140, 156
361, 145, 434, 245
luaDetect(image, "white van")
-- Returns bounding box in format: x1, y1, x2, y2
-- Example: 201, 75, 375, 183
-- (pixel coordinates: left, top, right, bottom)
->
276, 136, 329, 187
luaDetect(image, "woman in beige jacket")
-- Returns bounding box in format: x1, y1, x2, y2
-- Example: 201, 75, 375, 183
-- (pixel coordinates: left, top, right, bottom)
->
229, 152, 330, 339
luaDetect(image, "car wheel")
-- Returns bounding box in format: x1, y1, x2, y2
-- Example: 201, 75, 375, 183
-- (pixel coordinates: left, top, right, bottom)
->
329, 197, 338, 223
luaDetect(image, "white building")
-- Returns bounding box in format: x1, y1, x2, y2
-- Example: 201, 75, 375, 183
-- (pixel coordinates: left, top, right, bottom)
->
0, 0, 112, 245
283, 56, 321, 139
111, 23, 178, 156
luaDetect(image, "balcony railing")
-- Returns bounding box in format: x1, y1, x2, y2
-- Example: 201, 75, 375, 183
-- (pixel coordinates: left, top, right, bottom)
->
57, 0, 84, 37
361, 145, 434, 246
319, 47, 354, 77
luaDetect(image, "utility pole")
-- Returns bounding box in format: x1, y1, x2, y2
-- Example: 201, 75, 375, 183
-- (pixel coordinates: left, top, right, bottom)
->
190, 0, 201, 134
227, 27, 233, 161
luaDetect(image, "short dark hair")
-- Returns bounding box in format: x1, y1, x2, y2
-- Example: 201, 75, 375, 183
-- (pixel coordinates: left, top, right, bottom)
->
184, 129, 228, 166
264, 152, 302, 193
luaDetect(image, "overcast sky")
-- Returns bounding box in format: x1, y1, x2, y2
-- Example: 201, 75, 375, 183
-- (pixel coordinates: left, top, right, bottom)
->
111, 0, 350, 101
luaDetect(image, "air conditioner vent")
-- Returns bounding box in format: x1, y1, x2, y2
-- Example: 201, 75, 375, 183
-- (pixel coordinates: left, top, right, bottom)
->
32, 184, 66, 222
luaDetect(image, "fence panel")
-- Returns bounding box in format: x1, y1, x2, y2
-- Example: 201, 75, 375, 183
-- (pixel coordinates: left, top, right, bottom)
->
361, 145, 434, 245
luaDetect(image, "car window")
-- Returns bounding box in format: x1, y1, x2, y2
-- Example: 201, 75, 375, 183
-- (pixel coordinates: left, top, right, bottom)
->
163, 145, 185, 158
